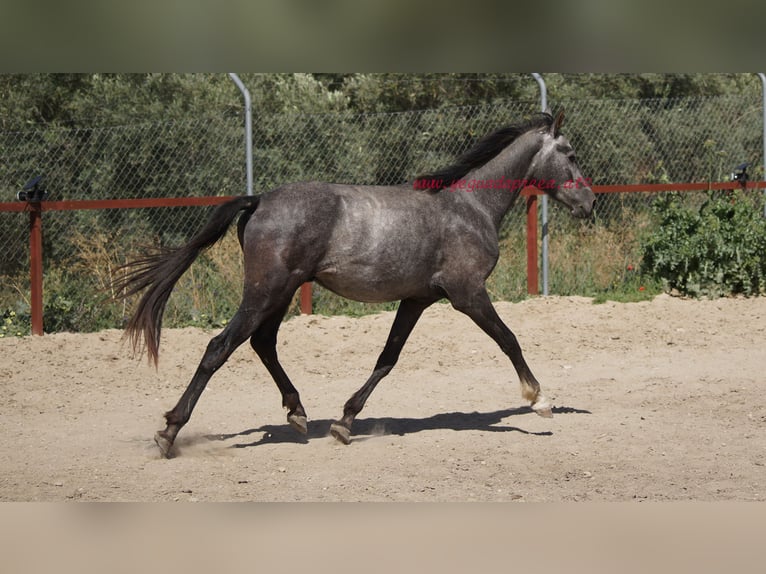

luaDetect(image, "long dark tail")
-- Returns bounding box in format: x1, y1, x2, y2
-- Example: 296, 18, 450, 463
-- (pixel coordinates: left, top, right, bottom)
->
114, 195, 260, 365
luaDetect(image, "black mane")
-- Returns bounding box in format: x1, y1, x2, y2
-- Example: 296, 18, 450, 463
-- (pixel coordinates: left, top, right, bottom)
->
414, 112, 554, 191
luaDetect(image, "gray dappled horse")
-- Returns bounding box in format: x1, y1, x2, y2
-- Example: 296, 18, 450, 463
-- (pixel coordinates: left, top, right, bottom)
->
117, 110, 595, 458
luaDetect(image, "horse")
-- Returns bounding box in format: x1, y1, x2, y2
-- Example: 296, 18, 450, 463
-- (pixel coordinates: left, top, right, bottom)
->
116, 110, 595, 458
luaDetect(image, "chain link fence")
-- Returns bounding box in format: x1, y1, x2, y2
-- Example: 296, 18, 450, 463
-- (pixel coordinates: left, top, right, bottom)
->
1, 94, 764, 331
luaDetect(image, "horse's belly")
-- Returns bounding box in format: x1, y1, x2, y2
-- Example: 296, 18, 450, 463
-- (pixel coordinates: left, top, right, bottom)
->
315, 266, 431, 303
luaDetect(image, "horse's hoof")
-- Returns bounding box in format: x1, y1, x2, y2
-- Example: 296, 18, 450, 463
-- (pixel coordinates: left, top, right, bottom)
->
154, 431, 174, 459
288, 413, 308, 435
329, 422, 351, 445
532, 403, 554, 418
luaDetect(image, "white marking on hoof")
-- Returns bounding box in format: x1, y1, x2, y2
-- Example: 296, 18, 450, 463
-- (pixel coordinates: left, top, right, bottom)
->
532, 398, 553, 418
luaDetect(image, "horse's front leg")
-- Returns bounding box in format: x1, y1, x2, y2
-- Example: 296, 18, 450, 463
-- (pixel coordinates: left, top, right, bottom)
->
449, 287, 552, 417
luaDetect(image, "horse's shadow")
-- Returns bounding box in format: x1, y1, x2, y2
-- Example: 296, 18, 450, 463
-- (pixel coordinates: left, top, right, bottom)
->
204, 405, 590, 449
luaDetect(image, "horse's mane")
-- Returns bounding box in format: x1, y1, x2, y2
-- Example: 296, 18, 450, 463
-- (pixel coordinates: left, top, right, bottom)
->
414, 112, 554, 191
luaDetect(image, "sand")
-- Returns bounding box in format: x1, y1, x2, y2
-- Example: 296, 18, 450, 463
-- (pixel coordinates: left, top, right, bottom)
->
1, 294, 764, 501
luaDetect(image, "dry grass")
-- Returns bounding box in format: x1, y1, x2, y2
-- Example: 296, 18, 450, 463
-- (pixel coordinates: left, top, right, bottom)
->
547, 210, 656, 297
487, 209, 657, 301
68, 229, 138, 304
164, 230, 244, 328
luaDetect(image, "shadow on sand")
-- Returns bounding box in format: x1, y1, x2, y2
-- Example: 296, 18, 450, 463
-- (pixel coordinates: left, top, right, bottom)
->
203, 405, 591, 449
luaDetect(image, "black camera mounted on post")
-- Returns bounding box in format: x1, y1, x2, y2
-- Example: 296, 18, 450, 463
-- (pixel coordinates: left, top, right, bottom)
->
17, 175, 47, 202
730, 162, 749, 189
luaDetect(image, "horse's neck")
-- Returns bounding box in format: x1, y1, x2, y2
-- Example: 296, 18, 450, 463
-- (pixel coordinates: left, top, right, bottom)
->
463, 135, 540, 229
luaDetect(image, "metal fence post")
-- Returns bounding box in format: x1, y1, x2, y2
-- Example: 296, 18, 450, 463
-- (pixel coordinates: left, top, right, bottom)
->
758, 73, 766, 217
227, 73, 313, 312
228, 73, 253, 196
531, 73, 549, 295
525, 190, 539, 294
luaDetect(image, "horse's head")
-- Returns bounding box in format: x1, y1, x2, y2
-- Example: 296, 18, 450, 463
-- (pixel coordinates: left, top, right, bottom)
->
527, 110, 595, 218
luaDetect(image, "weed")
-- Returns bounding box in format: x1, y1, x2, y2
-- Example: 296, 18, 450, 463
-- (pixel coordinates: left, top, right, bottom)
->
1, 308, 29, 337
641, 190, 766, 297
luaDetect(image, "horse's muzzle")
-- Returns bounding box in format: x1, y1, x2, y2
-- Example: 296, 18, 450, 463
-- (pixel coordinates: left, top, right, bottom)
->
571, 190, 595, 218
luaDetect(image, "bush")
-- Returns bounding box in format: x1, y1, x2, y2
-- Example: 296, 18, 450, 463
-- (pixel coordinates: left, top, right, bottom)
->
42, 268, 124, 332
641, 190, 766, 297
1, 308, 29, 337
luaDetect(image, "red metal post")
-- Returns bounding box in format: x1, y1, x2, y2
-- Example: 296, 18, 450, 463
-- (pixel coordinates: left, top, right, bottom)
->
525, 192, 539, 295
299, 282, 312, 314
29, 203, 44, 335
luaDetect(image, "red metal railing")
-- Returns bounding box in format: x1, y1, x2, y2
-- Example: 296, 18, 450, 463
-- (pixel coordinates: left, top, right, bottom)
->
0, 195, 316, 335
2, 180, 764, 335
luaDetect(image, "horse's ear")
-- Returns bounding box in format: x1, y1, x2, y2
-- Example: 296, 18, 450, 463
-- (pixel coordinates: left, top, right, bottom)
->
550, 109, 565, 137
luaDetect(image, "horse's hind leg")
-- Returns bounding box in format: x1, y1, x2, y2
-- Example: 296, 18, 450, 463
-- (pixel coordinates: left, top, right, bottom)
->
450, 286, 552, 417
330, 298, 434, 445
249, 308, 308, 435
155, 309, 257, 458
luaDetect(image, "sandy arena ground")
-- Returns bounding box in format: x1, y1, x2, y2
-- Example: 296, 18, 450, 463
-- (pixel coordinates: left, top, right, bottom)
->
1, 294, 764, 501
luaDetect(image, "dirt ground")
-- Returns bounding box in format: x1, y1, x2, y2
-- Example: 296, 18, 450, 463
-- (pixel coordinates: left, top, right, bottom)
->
1, 294, 764, 502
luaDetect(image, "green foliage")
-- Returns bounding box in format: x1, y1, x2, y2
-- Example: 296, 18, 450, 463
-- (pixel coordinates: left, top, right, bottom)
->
2, 74, 765, 335
560, 95, 762, 189
590, 275, 662, 304
42, 268, 124, 332
1, 308, 29, 337
641, 190, 766, 297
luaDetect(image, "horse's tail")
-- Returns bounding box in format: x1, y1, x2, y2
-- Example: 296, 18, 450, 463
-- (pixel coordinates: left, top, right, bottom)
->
115, 195, 260, 365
